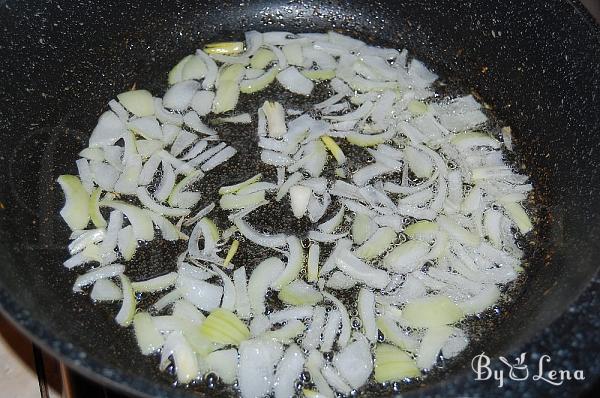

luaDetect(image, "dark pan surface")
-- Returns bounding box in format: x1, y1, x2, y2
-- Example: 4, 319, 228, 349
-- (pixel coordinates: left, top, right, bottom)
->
0, 0, 599, 397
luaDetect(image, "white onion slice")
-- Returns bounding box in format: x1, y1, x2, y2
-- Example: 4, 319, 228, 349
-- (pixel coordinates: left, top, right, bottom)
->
322, 291, 351, 348
133, 312, 165, 355
358, 288, 378, 342
176, 275, 223, 312
274, 344, 305, 398
233, 266, 252, 319
248, 257, 285, 315
117, 90, 154, 117
115, 274, 136, 326
72, 264, 125, 292
234, 218, 287, 249
238, 338, 283, 398
335, 249, 390, 289
321, 309, 341, 353
195, 49, 218, 89
131, 272, 178, 293
201, 146, 237, 172
136, 186, 190, 217
302, 306, 326, 350
163, 80, 200, 110
277, 66, 314, 95
306, 350, 334, 398
210, 264, 236, 311
90, 278, 123, 301
334, 333, 372, 389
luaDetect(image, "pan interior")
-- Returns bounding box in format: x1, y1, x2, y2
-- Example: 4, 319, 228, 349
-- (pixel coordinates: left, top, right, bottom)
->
0, 1, 599, 397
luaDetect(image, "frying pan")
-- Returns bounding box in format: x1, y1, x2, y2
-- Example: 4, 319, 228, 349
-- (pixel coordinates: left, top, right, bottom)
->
0, 0, 599, 397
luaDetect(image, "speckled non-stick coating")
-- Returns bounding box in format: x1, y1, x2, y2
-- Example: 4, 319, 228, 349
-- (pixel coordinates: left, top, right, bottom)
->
0, 0, 599, 397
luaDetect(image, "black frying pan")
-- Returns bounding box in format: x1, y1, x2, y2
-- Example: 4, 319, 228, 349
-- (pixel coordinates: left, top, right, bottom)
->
1, 0, 599, 397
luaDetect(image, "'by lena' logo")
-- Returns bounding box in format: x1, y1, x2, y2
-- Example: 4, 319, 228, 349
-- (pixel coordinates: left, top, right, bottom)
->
471, 352, 585, 387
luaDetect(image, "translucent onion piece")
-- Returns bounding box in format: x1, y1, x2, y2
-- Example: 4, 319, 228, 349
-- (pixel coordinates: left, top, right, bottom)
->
131, 272, 178, 293
176, 275, 223, 312
334, 333, 372, 389
274, 344, 305, 398
416, 325, 453, 369
90, 278, 122, 301
117, 90, 154, 117
89, 111, 124, 148
161, 331, 199, 384
322, 291, 351, 348
203, 349, 239, 384
335, 249, 390, 289
238, 338, 284, 398
358, 288, 378, 342
374, 344, 420, 382
200, 308, 250, 345
248, 257, 285, 315
100, 201, 154, 241
234, 217, 287, 249
279, 280, 323, 306
115, 274, 136, 326
57, 175, 90, 231
307, 243, 320, 282
402, 295, 464, 328
133, 312, 164, 355
277, 66, 314, 95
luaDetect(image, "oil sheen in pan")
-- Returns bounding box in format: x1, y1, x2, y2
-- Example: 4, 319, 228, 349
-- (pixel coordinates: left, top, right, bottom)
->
84, 72, 542, 396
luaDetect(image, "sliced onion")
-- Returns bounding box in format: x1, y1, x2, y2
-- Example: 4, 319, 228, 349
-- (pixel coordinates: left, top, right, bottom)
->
233, 266, 252, 320
203, 349, 239, 384
358, 288, 378, 342
375, 315, 418, 351
133, 312, 165, 355
248, 257, 285, 315
176, 276, 223, 312
325, 271, 356, 290
240, 66, 279, 94
131, 272, 178, 293
374, 344, 420, 382
354, 226, 395, 260
57, 175, 90, 231
200, 308, 250, 345
277, 66, 314, 95
100, 200, 154, 241
320, 309, 341, 353
306, 350, 335, 398
272, 236, 304, 289
115, 274, 136, 326
382, 240, 430, 274
307, 243, 320, 282
238, 338, 283, 398
264, 320, 306, 344
416, 325, 453, 369
201, 146, 237, 172
160, 331, 199, 384
322, 291, 351, 348
112, 156, 140, 194
279, 280, 323, 306
274, 344, 305, 398
269, 306, 314, 324
117, 89, 154, 117
335, 249, 390, 289
234, 217, 287, 249
116, 225, 136, 261
402, 295, 464, 328
209, 265, 236, 311
195, 49, 218, 90
334, 333, 372, 389
303, 306, 327, 351
90, 278, 123, 301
